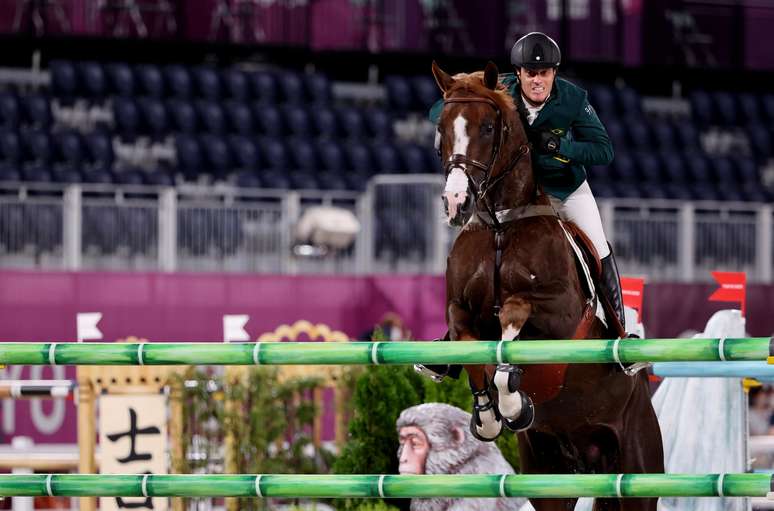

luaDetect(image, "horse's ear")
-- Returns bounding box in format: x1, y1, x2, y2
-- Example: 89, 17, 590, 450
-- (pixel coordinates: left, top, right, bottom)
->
484, 61, 499, 90
431, 60, 454, 93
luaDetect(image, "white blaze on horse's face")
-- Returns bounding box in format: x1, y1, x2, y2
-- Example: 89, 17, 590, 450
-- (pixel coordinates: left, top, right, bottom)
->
444, 114, 471, 225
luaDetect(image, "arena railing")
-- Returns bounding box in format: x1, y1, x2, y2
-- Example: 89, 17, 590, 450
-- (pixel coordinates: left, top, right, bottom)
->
0, 179, 771, 282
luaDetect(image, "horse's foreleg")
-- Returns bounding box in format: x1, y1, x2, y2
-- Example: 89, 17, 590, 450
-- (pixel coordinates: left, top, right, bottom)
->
494, 296, 535, 431
448, 302, 502, 442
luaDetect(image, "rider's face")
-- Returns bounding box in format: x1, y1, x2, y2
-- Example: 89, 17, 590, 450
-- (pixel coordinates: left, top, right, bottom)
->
518, 67, 556, 106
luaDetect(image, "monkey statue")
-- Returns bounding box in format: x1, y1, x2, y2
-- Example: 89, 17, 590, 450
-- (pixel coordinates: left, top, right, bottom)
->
397, 403, 527, 511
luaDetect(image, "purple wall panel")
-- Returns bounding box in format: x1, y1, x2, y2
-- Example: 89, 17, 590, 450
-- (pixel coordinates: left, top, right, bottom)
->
2, 270, 774, 446
744, 5, 774, 70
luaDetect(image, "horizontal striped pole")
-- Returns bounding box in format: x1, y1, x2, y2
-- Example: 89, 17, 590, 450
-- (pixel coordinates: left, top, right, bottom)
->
0, 473, 771, 498
0, 380, 75, 399
0, 338, 771, 366
653, 361, 774, 380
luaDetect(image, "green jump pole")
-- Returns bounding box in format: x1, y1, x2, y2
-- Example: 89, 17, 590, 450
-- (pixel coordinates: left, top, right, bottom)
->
0, 474, 771, 499
0, 338, 771, 366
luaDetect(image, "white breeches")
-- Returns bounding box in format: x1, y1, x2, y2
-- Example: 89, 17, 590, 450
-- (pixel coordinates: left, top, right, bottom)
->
548, 181, 611, 258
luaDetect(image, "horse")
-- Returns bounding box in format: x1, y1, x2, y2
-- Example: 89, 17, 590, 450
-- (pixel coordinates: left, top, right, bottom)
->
430, 60, 664, 511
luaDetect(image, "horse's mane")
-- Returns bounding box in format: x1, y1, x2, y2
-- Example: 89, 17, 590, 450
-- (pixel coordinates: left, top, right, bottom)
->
445, 71, 515, 113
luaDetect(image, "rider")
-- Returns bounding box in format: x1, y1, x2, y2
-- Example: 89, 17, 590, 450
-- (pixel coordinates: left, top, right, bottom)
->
428, 31, 626, 333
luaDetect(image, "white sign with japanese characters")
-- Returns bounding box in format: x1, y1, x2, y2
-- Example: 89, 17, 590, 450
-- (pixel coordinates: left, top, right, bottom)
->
99, 395, 168, 511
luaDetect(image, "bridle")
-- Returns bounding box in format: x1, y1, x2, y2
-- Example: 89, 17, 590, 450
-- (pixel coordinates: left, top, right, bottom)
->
441, 94, 530, 230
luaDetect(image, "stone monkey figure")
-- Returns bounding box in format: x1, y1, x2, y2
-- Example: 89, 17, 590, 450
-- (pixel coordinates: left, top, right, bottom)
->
397, 403, 526, 511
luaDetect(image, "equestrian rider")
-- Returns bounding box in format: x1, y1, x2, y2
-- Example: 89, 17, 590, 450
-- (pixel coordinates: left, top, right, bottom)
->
428, 31, 626, 332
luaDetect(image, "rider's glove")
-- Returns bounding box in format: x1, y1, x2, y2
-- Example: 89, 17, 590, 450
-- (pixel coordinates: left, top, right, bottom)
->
538, 130, 561, 154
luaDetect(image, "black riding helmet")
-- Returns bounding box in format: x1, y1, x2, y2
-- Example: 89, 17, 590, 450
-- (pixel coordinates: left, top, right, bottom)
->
510, 32, 561, 69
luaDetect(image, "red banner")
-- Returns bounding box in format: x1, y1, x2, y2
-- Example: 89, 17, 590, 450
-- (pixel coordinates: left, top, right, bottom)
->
708, 271, 747, 316
621, 277, 645, 322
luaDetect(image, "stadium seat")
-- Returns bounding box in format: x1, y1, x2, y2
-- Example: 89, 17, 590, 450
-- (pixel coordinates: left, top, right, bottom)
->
712, 91, 737, 126
384, 75, 413, 112
710, 157, 737, 184
734, 157, 760, 185
603, 118, 626, 151
641, 183, 668, 200
164, 64, 192, 99
635, 152, 661, 182
684, 152, 711, 182
259, 137, 287, 170
398, 143, 427, 173
136, 64, 165, 98
223, 68, 249, 101
81, 165, 114, 184
691, 182, 717, 201
626, 117, 652, 151
737, 93, 760, 123
0, 130, 21, 164
424, 146, 441, 173
746, 123, 771, 162
229, 135, 260, 170
336, 106, 364, 140
762, 94, 774, 124
106, 62, 135, 97
344, 142, 373, 173
146, 168, 174, 186
21, 163, 52, 183
196, 100, 226, 134
371, 143, 401, 173
84, 131, 114, 166
79, 61, 107, 100
50, 60, 78, 99
617, 86, 642, 116
664, 182, 692, 200
167, 99, 198, 134
250, 71, 278, 104
175, 134, 202, 180
650, 121, 676, 150
253, 104, 284, 137
193, 66, 221, 101
0, 92, 19, 128
199, 134, 231, 177
309, 107, 337, 138
288, 171, 318, 190
316, 140, 345, 172
114, 168, 146, 186
32, 204, 61, 252
610, 151, 636, 182
688, 90, 713, 125
260, 170, 290, 189
588, 84, 616, 118
658, 151, 687, 183
54, 130, 84, 166
287, 138, 318, 171
21, 94, 52, 128
0, 164, 20, 182
234, 169, 261, 188
363, 107, 393, 140
113, 97, 141, 139
316, 171, 347, 190
305, 73, 331, 104
283, 105, 310, 137
224, 101, 253, 135
344, 171, 368, 192
411, 76, 440, 111
138, 97, 168, 140
22, 129, 52, 164
674, 122, 701, 149
122, 206, 155, 253
278, 71, 305, 104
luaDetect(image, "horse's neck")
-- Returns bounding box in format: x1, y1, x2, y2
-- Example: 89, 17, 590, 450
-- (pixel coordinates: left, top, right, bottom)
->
489, 154, 537, 211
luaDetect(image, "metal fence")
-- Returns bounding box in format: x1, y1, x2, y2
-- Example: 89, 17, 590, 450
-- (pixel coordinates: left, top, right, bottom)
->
0, 180, 772, 282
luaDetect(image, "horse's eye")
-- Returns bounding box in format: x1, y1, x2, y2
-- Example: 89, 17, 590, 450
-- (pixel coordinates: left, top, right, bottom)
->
482, 123, 494, 135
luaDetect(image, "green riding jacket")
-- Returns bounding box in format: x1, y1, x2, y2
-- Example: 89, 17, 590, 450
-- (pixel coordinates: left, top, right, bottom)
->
428, 74, 614, 200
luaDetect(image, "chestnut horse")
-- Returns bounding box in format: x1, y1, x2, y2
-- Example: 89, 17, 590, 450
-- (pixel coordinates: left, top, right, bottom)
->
432, 61, 664, 511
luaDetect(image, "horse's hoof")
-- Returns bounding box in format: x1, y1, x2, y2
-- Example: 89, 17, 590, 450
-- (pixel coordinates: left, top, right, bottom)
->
503, 391, 535, 432
470, 412, 502, 442
470, 389, 503, 441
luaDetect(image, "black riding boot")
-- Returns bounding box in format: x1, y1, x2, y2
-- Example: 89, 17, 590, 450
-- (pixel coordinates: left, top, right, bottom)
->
600, 245, 626, 333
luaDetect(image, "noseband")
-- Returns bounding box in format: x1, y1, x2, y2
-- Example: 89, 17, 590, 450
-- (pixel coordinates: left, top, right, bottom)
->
442, 95, 530, 213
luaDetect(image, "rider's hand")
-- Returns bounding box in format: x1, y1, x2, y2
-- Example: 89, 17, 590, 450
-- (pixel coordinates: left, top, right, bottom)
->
538, 130, 561, 154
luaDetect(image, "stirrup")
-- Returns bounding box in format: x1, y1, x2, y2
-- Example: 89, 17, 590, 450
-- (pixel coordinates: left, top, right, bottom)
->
502, 391, 535, 432
414, 363, 463, 383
